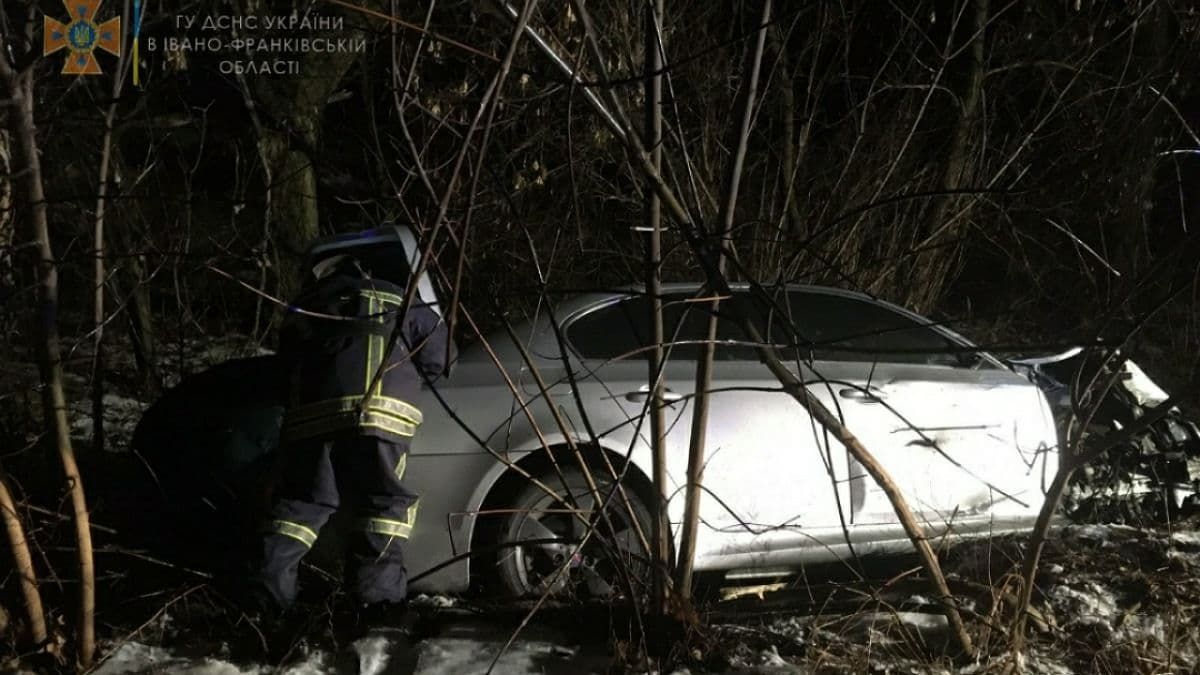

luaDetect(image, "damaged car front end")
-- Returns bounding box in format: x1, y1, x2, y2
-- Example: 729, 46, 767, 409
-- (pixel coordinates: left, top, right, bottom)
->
1009, 348, 1200, 521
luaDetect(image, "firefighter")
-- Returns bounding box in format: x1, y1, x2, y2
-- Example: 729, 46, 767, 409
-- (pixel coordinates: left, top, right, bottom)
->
252, 251, 453, 620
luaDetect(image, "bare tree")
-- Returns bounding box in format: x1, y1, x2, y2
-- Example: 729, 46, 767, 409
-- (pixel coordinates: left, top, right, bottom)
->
90, 0, 133, 454
675, 0, 773, 599
238, 0, 387, 296
905, 0, 989, 313
642, 0, 672, 615
0, 18, 97, 669
0, 469, 46, 648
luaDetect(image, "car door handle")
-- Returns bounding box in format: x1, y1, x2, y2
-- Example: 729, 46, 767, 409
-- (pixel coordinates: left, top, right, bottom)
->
624, 387, 684, 404
838, 387, 886, 402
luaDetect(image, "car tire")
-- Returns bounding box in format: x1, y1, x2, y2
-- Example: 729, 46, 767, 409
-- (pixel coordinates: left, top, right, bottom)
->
493, 466, 655, 600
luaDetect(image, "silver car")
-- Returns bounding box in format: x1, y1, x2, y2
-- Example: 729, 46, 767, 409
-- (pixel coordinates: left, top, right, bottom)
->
135, 227, 1059, 597
403, 283, 1060, 596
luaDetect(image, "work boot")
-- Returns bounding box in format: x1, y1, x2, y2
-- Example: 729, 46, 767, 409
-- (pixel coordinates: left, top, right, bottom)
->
360, 600, 412, 632
337, 599, 413, 643
231, 590, 302, 664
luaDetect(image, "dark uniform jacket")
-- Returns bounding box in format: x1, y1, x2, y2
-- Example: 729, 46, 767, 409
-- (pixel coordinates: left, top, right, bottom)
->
277, 266, 453, 446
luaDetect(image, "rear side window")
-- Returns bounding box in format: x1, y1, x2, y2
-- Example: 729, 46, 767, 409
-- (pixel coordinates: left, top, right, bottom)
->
567, 294, 758, 361
567, 289, 978, 366
769, 291, 966, 365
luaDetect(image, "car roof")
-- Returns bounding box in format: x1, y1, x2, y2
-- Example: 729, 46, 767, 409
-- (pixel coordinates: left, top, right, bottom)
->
547, 282, 928, 325
468, 282, 982, 361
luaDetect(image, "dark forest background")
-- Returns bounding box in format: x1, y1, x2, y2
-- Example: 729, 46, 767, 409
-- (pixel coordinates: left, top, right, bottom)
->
3, 0, 1198, 397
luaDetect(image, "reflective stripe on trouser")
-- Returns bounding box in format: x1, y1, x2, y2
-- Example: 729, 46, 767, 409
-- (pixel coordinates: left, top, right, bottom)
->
272, 519, 318, 547
280, 396, 422, 444
254, 435, 418, 608
358, 501, 419, 539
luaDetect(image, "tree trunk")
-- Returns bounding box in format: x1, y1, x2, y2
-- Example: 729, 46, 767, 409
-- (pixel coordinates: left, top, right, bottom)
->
675, 0, 772, 598
0, 470, 46, 648
906, 0, 989, 313
111, 214, 162, 393
242, 0, 384, 298
91, 88, 121, 454
643, 0, 671, 615
257, 126, 320, 300
768, 24, 804, 240
0, 129, 12, 290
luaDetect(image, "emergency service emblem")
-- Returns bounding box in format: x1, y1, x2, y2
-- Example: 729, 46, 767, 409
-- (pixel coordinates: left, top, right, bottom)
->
43, 0, 122, 75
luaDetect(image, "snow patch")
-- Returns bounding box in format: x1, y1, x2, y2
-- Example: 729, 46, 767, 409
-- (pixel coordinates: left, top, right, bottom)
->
66, 390, 148, 451
1114, 614, 1167, 644
414, 637, 577, 674
758, 645, 787, 666
1020, 646, 1075, 675
161, 337, 273, 388
1169, 530, 1200, 549
92, 641, 353, 675
1049, 580, 1119, 629
351, 635, 391, 675
410, 593, 457, 608
93, 642, 261, 675
1065, 524, 1116, 542
93, 643, 174, 674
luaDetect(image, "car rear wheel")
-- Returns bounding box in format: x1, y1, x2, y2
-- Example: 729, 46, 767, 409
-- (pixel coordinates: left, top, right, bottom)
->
494, 467, 654, 600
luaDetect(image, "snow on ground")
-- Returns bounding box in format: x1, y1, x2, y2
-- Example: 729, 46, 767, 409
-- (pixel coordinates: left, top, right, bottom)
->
1048, 580, 1120, 631
68, 520, 1200, 675
57, 334, 272, 451
93, 642, 256, 675
91, 639, 369, 675
159, 335, 274, 389
413, 637, 584, 674
1061, 522, 1142, 543
409, 594, 457, 609
1169, 529, 1200, 548
66, 388, 148, 451
91, 637, 591, 675
1014, 646, 1075, 675
92, 621, 607, 675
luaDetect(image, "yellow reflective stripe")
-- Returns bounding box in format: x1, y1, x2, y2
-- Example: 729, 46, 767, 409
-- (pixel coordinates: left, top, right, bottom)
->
281, 411, 417, 444
394, 452, 407, 480
372, 298, 386, 397
362, 519, 412, 539
365, 295, 378, 391
358, 413, 417, 438
358, 503, 419, 539
272, 520, 317, 548
285, 396, 423, 426
370, 397, 423, 425
359, 290, 406, 307
368, 406, 421, 428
